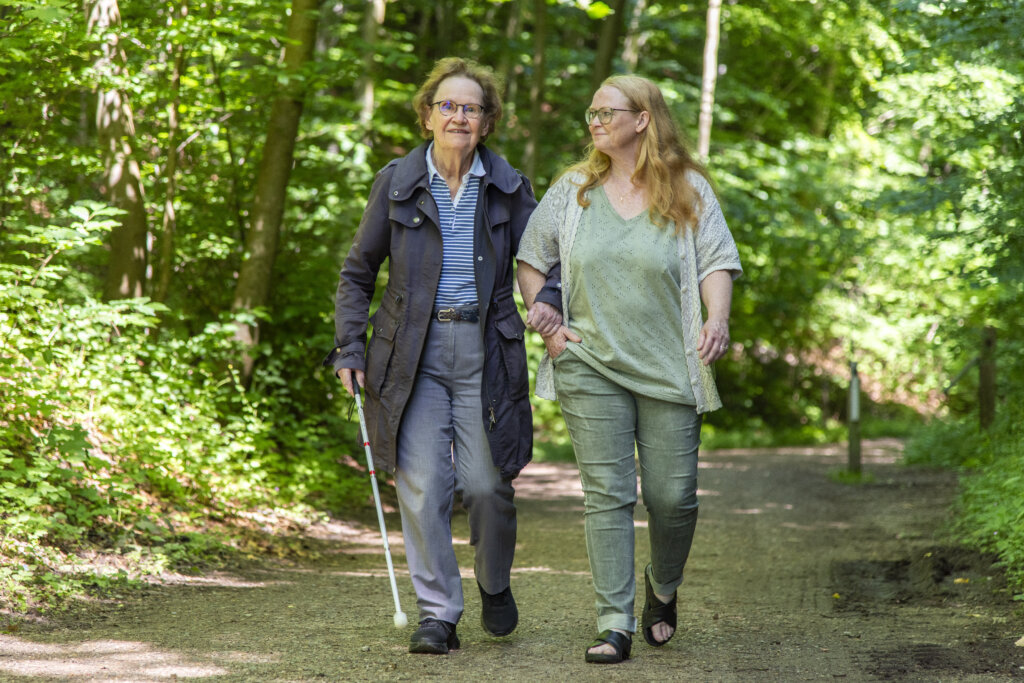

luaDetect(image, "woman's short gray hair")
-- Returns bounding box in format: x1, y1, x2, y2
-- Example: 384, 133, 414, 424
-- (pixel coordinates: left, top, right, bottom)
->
412, 57, 504, 140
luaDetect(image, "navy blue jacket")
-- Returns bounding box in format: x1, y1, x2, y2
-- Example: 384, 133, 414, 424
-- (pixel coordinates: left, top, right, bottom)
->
326, 143, 545, 479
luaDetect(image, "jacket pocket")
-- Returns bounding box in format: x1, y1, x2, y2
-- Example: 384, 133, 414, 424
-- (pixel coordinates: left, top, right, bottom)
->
493, 308, 528, 399
366, 307, 399, 398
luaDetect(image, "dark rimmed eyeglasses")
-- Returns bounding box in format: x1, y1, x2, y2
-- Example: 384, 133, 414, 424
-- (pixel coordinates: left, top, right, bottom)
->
584, 107, 639, 125
431, 100, 486, 119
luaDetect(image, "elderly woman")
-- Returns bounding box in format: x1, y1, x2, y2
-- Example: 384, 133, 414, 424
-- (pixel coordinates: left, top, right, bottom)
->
325, 57, 554, 654
517, 75, 742, 664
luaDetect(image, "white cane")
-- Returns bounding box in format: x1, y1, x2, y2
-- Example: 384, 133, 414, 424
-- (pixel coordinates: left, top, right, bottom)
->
353, 383, 408, 628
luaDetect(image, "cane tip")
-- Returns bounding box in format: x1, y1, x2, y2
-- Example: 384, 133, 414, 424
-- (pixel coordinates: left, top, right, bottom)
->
394, 612, 408, 628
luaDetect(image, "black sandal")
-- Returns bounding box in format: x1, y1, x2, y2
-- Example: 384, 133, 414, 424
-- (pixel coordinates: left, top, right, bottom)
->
584, 629, 632, 664
642, 565, 677, 647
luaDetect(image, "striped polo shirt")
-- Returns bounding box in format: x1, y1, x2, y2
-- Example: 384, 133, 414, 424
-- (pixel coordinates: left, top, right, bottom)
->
426, 142, 484, 307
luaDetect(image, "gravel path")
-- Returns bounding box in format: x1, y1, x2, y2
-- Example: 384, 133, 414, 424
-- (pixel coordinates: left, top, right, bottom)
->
2, 440, 1022, 681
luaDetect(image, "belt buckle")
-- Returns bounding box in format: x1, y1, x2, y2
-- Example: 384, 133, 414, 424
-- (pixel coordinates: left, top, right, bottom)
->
436, 307, 456, 322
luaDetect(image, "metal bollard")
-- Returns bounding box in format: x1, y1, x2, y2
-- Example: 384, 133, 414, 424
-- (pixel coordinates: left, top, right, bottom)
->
848, 361, 861, 474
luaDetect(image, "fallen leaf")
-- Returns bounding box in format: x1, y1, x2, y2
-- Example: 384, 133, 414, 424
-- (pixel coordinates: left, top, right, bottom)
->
1015, 636, 1024, 647
954, 577, 970, 584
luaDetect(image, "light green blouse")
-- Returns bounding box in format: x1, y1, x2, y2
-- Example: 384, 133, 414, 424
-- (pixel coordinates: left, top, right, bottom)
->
517, 170, 743, 413
564, 186, 695, 405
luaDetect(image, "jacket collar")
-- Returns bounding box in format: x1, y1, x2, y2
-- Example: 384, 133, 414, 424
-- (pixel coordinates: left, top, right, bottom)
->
425, 142, 485, 184
388, 142, 522, 201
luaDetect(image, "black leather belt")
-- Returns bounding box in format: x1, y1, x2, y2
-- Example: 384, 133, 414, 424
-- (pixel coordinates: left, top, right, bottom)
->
434, 305, 479, 323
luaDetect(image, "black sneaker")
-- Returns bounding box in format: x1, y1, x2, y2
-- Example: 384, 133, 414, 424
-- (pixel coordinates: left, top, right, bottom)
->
478, 582, 518, 636
409, 618, 460, 654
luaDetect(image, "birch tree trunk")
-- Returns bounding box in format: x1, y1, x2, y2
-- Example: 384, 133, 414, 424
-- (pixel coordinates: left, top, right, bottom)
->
89, 0, 148, 300
697, 0, 723, 161
357, 0, 385, 129
231, 0, 320, 384
621, 0, 648, 72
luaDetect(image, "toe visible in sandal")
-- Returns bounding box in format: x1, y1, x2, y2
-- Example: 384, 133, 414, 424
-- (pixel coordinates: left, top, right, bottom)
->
642, 565, 677, 648
584, 629, 632, 664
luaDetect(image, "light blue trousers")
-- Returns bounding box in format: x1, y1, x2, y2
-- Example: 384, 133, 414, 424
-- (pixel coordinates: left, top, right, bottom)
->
394, 318, 517, 625
554, 353, 701, 634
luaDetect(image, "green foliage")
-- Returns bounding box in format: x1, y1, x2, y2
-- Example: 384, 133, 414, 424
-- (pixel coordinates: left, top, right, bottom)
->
2, 0, 1023, 612
905, 392, 1024, 598
0, 205, 364, 611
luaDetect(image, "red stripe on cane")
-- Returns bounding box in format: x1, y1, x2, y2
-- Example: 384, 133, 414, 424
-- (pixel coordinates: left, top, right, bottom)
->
369, 470, 376, 475
363, 441, 370, 446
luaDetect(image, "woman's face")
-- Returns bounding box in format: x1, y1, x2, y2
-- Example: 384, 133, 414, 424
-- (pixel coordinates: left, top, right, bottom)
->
425, 76, 488, 157
588, 85, 644, 156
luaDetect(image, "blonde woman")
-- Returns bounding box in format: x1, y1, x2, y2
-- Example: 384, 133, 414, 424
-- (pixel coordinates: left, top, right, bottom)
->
517, 75, 742, 664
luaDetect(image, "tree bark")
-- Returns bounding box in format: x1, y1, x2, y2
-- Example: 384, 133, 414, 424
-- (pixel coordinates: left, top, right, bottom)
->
523, 0, 547, 181
89, 0, 148, 300
231, 0, 320, 384
697, 0, 723, 161
591, 0, 628, 89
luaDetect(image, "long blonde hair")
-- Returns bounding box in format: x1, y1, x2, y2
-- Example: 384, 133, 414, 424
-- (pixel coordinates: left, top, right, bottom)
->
567, 75, 711, 234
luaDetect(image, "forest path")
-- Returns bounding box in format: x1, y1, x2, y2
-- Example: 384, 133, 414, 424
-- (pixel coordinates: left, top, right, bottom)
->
2, 440, 1022, 682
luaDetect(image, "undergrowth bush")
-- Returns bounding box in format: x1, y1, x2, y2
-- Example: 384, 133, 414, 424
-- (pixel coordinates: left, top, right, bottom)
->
0, 204, 364, 613
906, 394, 1024, 599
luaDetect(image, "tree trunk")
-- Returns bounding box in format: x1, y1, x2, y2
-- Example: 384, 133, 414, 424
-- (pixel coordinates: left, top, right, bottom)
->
498, 1, 522, 102
89, 0, 148, 300
209, 54, 246, 241
155, 4, 188, 303
621, 0, 648, 72
811, 60, 835, 138
523, 0, 547, 181
231, 0, 320, 384
979, 325, 996, 430
357, 0, 385, 129
697, 0, 723, 161
591, 0, 628, 89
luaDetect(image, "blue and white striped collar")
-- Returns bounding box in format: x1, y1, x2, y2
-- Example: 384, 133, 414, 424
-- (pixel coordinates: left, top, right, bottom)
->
425, 142, 485, 185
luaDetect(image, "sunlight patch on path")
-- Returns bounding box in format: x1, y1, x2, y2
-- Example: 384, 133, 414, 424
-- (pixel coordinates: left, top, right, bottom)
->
512, 566, 591, 576
0, 635, 269, 680
710, 438, 905, 464
318, 569, 411, 578
512, 463, 584, 500
146, 572, 280, 588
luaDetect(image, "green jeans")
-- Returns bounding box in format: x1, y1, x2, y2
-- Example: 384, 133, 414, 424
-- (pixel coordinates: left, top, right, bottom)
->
554, 353, 702, 634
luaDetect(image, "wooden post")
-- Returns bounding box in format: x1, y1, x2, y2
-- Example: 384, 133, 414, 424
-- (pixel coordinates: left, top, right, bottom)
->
848, 361, 861, 474
979, 326, 996, 430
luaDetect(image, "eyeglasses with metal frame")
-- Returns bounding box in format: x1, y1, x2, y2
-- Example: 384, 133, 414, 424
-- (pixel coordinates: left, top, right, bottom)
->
584, 107, 639, 125
431, 100, 486, 119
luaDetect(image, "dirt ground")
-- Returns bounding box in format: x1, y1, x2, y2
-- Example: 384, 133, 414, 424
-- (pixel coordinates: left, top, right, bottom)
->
1, 439, 1022, 682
